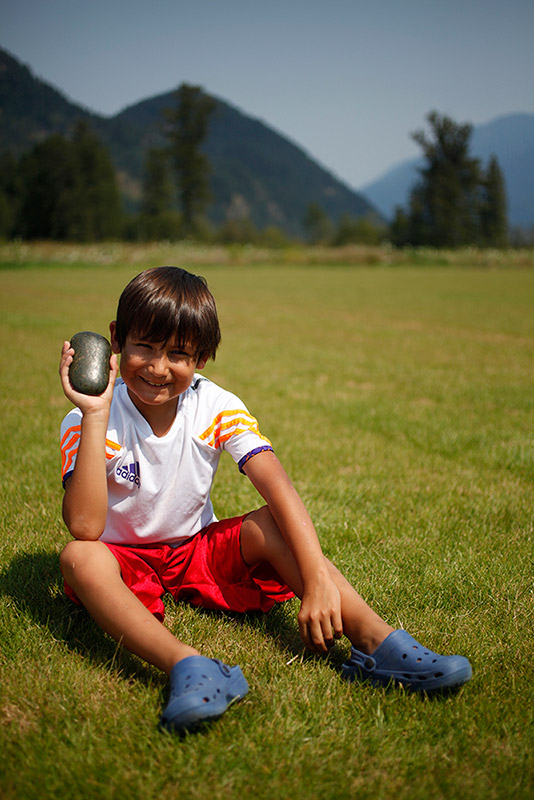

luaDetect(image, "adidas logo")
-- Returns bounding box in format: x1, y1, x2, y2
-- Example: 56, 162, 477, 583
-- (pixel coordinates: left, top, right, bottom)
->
116, 461, 140, 487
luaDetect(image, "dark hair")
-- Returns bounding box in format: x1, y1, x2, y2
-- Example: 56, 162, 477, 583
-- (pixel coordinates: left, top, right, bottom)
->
114, 266, 221, 361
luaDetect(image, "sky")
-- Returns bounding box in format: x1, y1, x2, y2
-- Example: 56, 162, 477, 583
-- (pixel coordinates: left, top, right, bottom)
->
2, 0, 533, 189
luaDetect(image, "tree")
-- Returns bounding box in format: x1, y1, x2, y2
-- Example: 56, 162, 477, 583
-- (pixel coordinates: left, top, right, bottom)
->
390, 186, 426, 247
141, 147, 174, 218
332, 214, 384, 246
480, 155, 508, 247
412, 111, 481, 246
406, 112, 482, 247
15, 123, 122, 241
137, 147, 181, 240
216, 216, 258, 244
0, 151, 21, 238
70, 121, 122, 240
16, 135, 79, 239
390, 112, 509, 249
303, 203, 332, 244
389, 206, 411, 248
164, 84, 216, 234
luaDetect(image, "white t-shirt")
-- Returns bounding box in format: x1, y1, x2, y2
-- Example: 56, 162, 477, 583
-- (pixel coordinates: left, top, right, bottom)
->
60, 376, 273, 546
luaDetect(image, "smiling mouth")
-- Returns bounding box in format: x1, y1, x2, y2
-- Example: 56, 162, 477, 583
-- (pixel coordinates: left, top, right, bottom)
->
142, 377, 170, 387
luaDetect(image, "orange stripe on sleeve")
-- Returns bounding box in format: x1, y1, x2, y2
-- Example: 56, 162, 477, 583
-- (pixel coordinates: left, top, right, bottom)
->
199, 410, 247, 442
60, 424, 81, 449
61, 426, 121, 474
200, 410, 270, 449
105, 439, 121, 460
218, 426, 271, 447
62, 440, 79, 476
61, 427, 81, 474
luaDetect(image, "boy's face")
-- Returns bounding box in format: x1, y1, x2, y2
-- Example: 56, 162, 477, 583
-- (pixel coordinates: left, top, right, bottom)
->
109, 322, 206, 414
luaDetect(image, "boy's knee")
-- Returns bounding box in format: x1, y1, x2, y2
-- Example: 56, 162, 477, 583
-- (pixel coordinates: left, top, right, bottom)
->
59, 539, 114, 583
243, 505, 274, 529
242, 505, 273, 542
241, 506, 283, 565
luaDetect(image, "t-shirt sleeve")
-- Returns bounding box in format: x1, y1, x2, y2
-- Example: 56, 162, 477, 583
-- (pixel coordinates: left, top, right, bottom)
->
60, 407, 83, 486
60, 406, 122, 487
197, 388, 274, 473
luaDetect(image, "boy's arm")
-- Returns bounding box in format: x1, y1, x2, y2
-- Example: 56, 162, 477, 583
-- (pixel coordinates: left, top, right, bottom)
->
243, 450, 343, 653
59, 341, 119, 540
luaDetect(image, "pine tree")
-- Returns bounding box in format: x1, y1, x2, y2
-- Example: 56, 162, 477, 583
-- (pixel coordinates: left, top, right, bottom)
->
16, 135, 80, 239
70, 121, 122, 240
303, 203, 332, 244
480, 156, 508, 247
404, 112, 482, 247
15, 124, 122, 241
390, 206, 411, 248
138, 147, 180, 240
164, 84, 216, 234
332, 214, 383, 246
141, 148, 173, 217
0, 151, 21, 238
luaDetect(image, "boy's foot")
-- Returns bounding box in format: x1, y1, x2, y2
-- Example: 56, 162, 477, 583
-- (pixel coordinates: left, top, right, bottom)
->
342, 629, 472, 694
160, 655, 249, 734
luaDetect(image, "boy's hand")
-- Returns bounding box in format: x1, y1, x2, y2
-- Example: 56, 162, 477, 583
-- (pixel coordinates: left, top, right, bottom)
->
243, 450, 345, 654
59, 340, 119, 414
298, 574, 343, 654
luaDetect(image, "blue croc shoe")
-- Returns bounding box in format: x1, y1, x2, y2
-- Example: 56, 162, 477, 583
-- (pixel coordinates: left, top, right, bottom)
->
342, 630, 472, 694
160, 656, 249, 734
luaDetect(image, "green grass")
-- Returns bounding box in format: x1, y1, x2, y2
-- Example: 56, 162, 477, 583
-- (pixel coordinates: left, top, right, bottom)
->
1, 246, 533, 799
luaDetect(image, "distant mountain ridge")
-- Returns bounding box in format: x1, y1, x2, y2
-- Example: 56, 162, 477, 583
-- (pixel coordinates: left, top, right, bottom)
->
361, 113, 534, 228
0, 46, 378, 236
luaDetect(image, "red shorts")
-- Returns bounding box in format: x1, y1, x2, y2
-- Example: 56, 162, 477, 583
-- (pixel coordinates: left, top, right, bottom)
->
63, 514, 294, 621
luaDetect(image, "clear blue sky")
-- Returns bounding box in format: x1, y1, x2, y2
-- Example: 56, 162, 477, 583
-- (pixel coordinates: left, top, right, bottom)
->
3, 0, 533, 188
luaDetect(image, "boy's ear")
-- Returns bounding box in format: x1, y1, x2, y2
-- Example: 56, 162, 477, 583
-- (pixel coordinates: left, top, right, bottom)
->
109, 321, 121, 354
196, 356, 207, 371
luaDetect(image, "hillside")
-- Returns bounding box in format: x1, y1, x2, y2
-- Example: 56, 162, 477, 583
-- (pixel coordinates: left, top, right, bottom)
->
361, 112, 534, 228
0, 46, 379, 237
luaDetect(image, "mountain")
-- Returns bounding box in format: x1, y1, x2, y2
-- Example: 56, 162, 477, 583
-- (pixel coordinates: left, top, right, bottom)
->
360, 113, 534, 228
0, 47, 104, 148
0, 46, 379, 237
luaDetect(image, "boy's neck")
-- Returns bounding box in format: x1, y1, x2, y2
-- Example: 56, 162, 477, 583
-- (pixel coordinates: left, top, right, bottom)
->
127, 390, 180, 437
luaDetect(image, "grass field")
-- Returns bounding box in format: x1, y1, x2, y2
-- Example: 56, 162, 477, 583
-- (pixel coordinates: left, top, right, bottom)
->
1, 245, 533, 799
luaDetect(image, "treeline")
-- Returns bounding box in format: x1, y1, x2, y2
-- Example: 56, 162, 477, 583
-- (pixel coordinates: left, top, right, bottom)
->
0, 97, 516, 248
0, 121, 122, 241
390, 112, 508, 249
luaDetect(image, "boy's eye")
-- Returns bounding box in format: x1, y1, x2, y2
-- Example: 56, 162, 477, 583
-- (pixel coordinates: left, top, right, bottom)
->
130, 340, 194, 360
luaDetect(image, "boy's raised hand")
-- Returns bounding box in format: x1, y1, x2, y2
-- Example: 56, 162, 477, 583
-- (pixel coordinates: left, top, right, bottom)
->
60, 340, 119, 540
59, 340, 119, 413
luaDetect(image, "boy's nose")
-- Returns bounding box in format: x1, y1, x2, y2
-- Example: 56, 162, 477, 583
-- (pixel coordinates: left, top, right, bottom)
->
149, 355, 169, 376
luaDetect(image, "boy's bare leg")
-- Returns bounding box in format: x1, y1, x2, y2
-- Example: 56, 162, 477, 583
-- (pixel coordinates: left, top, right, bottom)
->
240, 506, 394, 654
60, 540, 199, 674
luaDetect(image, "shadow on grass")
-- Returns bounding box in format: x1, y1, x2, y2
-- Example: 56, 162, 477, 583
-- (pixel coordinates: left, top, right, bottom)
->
0, 548, 161, 683
0, 549, 463, 705
0, 548, 345, 684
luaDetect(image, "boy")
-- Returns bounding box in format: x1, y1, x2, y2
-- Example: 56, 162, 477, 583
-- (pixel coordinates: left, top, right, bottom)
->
59, 266, 471, 734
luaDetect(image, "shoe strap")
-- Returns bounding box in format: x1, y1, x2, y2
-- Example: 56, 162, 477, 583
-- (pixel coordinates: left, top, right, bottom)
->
349, 647, 376, 671
213, 659, 232, 677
